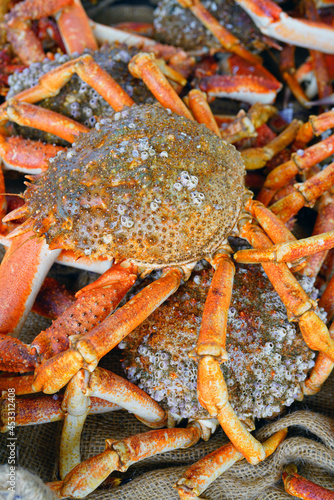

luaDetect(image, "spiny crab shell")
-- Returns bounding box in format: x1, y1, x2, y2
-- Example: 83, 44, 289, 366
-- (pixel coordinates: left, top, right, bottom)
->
24, 103, 245, 268
120, 262, 318, 429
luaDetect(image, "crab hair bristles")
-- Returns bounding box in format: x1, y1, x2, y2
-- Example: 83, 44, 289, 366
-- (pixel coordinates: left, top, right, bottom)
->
6, 218, 34, 239
2, 204, 29, 223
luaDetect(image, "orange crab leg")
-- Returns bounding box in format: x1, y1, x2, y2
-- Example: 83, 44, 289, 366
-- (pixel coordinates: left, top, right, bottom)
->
283, 463, 334, 499
0, 54, 135, 112
235, 0, 334, 53
198, 74, 281, 105
0, 262, 137, 372
234, 231, 334, 265
294, 110, 334, 148
60, 366, 168, 478
240, 222, 334, 359
0, 231, 61, 336
4, 0, 97, 64
192, 252, 266, 464
280, 45, 311, 108
176, 428, 287, 499
32, 268, 183, 394
0, 392, 120, 431
0, 135, 64, 174
56, 0, 98, 55
176, 0, 262, 65
263, 133, 334, 192
185, 89, 221, 136
129, 53, 194, 120
220, 103, 277, 144
1, 100, 88, 143
0, 374, 35, 395
303, 321, 334, 395
49, 424, 202, 499
269, 161, 334, 223
301, 191, 334, 278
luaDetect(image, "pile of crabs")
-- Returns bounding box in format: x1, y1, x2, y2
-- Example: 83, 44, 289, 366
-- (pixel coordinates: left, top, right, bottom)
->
1, 0, 334, 498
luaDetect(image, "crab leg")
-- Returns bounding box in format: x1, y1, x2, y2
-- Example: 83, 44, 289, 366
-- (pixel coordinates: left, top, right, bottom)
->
176, 0, 262, 65
176, 428, 287, 499
0, 135, 65, 174
0, 262, 137, 372
49, 424, 202, 499
283, 463, 334, 499
0, 392, 120, 431
192, 251, 266, 464
0, 54, 135, 112
239, 222, 334, 359
269, 162, 334, 223
241, 119, 301, 170
0, 231, 61, 336
220, 103, 277, 144
235, 0, 334, 53
185, 90, 221, 136
129, 53, 194, 120
262, 133, 334, 193
32, 268, 183, 394
4, 0, 97, 64
234, 231, 334, 265
301, 191, 334, 278
60, 367, 167, 477
198, 74, 281, 106
303, 321, 334, 395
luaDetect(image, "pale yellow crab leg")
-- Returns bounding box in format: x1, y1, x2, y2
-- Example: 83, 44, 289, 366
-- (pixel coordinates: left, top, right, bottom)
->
176, 428, 287, 499
32, 268, 183, 394
49, 424, 202, 499
235, 0, 334, 53
60, 367, 167, 478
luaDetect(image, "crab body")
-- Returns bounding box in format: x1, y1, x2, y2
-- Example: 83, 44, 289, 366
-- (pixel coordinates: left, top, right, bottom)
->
121, 262, 317, 429
24, 103, 245, 268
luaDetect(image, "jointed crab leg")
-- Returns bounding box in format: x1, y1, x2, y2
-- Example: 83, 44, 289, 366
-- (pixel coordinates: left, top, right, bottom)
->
32, 268, 183, 394
0, 54, 135, 112
0, 391, 121, 431
303, 321, 334, 395
0, 262, 137, 372
240, 222, 334, 358
283, 463, 334, 499
176, 428, 288, 499
185, 89, 221, 136
192, 251, 266, 464
235, 0, 334, 53
176, 0, 262, 65
59, 366, 167, 478
269, 162, 334, 223
49, 424, 202, 499
4, 0, 97, 64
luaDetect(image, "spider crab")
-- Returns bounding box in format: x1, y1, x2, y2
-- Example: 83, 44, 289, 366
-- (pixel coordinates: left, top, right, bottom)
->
0, 49, 334, 497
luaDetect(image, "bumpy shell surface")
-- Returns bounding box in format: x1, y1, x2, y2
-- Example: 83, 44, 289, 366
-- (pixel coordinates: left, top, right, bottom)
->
25, 104, 245, 268
121, 263, 317, 426
154, 0, 265, 53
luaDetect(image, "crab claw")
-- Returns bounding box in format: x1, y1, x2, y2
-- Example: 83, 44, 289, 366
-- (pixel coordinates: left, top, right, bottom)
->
235, 0, 334, 54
